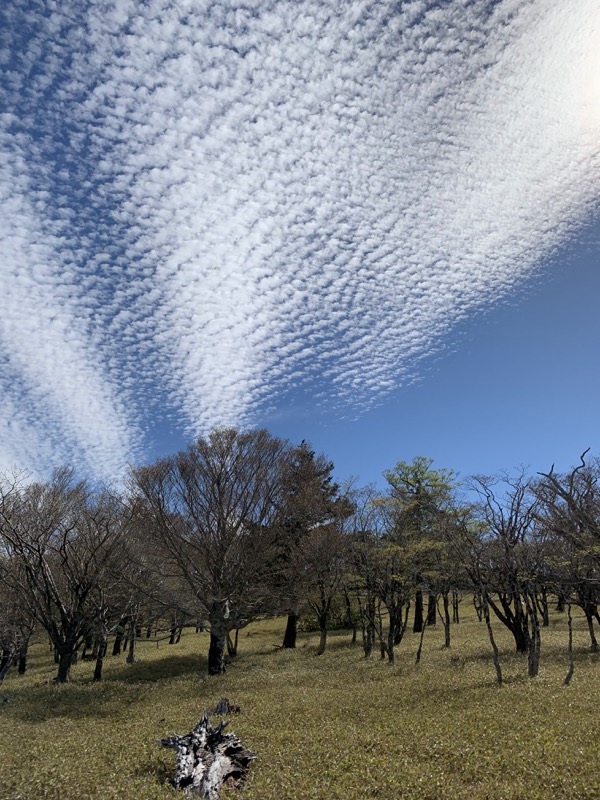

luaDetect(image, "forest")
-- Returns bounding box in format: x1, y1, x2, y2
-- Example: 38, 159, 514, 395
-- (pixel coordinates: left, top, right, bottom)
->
0, 428, 599, 799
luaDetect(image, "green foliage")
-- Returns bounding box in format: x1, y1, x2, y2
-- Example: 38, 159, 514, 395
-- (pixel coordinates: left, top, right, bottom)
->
0, 608, 599, 799
297, 593, 351, 632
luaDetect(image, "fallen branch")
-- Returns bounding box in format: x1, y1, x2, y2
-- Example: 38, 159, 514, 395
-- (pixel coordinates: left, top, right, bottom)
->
158, 714, 255, 799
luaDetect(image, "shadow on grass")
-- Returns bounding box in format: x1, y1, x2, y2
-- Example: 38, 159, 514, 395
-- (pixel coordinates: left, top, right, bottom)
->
1, 653, 208, 723
260, 628, 358, 657
107, 652, 207, 683
135, 757, 174, 788
4, 683, 143, 722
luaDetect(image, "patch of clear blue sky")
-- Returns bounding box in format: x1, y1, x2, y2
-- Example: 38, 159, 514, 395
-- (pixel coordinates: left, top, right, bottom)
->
148, 218, 598, 492
264, 221, 600, 490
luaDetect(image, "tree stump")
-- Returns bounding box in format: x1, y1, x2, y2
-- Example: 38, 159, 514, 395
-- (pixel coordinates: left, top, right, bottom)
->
158, 714, 255, 799
213, 697, 241, 715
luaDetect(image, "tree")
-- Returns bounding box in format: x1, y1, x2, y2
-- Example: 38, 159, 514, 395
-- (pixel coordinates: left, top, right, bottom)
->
0, 557, 35, 684
302, 523, 350, 655
347, 485, 386, 658
383, 457, 457, 634
535, 453, 600, 651
348, 486, 414, 665
468, 473, 543, 677
0, 469, 128, 683
132, 428, 289, 675
276, 442, 351, 649
430, 505, 472, 648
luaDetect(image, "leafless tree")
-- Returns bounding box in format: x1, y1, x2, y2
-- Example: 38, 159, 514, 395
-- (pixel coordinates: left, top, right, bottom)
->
0, 557, 35, 684
131, 428, 290, 675
535, 452, 600, 651
468, 473, 543, 677
302, 522, 350, 655
0, 469, 128, 682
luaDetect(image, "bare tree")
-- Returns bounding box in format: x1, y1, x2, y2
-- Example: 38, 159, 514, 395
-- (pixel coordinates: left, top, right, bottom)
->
0, 469, 128, 682
347, 485, 385, 658
0, 558, 35, 684
132, 428, 289, 675
468, 473, 542, 677
535, 453, 600, 651
302, 523, 350, 655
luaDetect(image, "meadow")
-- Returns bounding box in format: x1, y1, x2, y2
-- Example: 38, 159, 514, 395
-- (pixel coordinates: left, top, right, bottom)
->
0, 605, 598, 800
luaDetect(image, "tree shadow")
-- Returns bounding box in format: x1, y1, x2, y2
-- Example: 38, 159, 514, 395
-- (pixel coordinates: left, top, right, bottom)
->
135, 756, 174, 787
107, 652, 206, 683
4, 683, 140, 722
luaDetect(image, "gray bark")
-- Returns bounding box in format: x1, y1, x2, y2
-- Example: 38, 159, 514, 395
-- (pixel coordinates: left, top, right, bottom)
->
563, 603, 575, 686
483, 598, 503, 686
158, 714, 255, 799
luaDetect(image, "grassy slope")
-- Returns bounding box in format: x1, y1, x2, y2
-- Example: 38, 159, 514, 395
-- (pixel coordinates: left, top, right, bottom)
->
0, 605, 598, 800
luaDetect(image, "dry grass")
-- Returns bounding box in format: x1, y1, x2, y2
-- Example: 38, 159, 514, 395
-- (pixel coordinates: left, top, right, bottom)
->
0, 604, 599, 799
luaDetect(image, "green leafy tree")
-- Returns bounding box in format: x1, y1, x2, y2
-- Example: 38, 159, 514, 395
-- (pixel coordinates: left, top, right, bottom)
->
383, 456, 457, 634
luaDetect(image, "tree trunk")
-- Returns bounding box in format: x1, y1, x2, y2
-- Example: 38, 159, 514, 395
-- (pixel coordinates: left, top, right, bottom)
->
126, 620, 138, 664
112, 618, 127, 656
387, 624, 395, 665
17, 638, 29, 675
473, 592, 484, 622
536, 590, 549, 628
524, 591, 541, 678
488, 595, 529, 653
94, 638, 107, 682
82, 634, 94, 660
563, 604, 575, 686
56, 650, 74, 683
226, 629, 239, 659
452, 590, 461, 624
358, 591, 375, 658
483, 598, 502, 686
377, 602, 386, 659
426, 592, 436, 626
584, 608, 598, 652
512, 622, 529, 654
415, 617, 427, 664
208, 602, 229, 675
438, 592, 451, 648
0, 649, 11, 674
343, 590, 357, 643
208, 632, 226, 675
316, 619, 328, 656
283, 613, 298, 649
413, 588, 424, 633
361, 620, 373, 658
0, 649, 14, 685
392, 601, 410, 647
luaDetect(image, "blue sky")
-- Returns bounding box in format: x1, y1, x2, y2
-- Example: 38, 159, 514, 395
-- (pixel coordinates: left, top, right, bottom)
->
0, 0, 598, 489
266, 222, 600, 489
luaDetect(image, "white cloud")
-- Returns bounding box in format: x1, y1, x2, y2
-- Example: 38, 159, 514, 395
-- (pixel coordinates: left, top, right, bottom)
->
0, 133, 139, 480
0, 0, 598, 476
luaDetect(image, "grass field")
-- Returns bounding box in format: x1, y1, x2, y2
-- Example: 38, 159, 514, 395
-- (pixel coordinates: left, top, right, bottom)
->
0, 604, 598, 800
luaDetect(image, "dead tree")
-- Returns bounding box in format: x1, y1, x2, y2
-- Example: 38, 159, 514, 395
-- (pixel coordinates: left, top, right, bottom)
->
158, 714, 255, 799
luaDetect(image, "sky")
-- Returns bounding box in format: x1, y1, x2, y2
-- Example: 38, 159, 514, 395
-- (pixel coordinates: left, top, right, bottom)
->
0, 0, 598, 491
